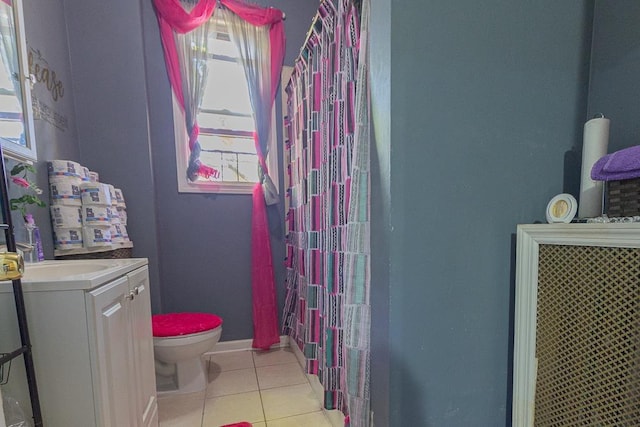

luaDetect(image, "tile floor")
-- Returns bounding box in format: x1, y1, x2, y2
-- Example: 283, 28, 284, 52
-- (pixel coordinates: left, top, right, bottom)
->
158, 347, 335, 427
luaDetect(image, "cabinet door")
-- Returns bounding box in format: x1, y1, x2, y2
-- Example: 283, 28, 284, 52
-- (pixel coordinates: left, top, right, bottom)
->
87, 276, 135, 427
127, 267, 158, 427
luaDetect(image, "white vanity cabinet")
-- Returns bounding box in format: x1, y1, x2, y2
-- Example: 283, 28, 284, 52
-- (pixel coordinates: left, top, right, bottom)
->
88, 266, 157, 427
0, 259, 158, 427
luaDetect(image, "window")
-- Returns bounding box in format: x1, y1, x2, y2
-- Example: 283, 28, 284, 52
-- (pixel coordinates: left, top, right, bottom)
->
174, 19, 277, 194
0, 61, 24, 146
0, 4, 25, 147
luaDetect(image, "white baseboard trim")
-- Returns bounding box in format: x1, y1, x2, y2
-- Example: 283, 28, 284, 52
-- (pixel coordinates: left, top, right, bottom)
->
205, 335, 289, 354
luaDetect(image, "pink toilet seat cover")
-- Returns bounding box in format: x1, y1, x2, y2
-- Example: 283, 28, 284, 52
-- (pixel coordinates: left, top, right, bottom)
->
152, 312, 223, 337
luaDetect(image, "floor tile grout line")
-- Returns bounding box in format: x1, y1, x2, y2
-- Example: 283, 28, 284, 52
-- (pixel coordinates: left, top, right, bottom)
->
210, 365, 257, 373
253, 350, 269, 425
199, 356, 210, 427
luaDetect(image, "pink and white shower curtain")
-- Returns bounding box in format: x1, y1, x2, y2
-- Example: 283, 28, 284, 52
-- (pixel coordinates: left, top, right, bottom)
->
282, 0, 371, 425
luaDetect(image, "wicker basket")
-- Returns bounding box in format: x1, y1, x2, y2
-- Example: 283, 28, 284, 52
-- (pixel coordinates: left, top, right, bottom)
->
605, 178, 640, 217
55, 247, 133, 260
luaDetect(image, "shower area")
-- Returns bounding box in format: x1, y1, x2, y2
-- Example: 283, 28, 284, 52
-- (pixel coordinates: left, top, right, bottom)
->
280, 0, 371, 426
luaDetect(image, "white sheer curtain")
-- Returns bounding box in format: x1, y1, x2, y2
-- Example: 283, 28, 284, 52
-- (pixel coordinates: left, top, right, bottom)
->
220, 7, 278, 204
174, 0, 215, 181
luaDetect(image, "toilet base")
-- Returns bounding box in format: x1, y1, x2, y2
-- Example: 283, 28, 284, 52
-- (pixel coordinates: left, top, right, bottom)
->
155, 357, 208, 395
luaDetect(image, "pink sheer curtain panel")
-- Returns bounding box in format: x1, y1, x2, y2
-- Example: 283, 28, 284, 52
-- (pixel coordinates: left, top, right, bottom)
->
251, 183, 280, 349
218, 0, 285, 350
152, 0, 285, 350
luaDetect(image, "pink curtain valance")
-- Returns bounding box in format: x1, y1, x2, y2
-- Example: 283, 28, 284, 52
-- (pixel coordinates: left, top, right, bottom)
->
222, 0, 283, 26
152, 0, 285, 112
153, 0, 217, 34
154, 0, 283, 30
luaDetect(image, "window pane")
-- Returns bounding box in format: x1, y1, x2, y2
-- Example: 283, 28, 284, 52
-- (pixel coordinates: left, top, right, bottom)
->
199, 134, 256, 155
198, 112, 254, 133
197, 137, 259, 183
199, 151, 223, 182
237, 154, 259, 183
222, 152, 239, 182
207, 36, 237, 59
200, 59, 252, 113
197, 151, 258, 183
0, 93, 21, 113
0, 47, 23, 143
185, 21, 265, 190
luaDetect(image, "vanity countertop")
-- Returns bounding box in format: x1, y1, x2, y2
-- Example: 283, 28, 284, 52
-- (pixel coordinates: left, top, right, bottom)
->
0, 258, 148, 292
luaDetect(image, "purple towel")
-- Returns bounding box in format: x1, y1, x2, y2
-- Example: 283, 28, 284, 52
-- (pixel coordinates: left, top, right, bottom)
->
591, 144, 640, 181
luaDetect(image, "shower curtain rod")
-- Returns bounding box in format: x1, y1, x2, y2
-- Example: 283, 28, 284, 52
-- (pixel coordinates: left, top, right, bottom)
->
297, 0, 361, 60
299, 12, 320, 59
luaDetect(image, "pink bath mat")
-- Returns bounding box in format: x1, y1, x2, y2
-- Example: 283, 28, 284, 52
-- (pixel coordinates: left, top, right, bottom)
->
220, 423, 251, 427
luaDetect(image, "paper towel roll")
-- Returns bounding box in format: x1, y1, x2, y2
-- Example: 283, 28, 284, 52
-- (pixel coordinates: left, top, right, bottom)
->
114, 188, 126, 207
107, 185, 116, 204
111, 224, 125, 243
50, 205, 83, 228
49, 176, 83, 206
579, 117, 610, 218
109, 207, 121, 225
82, 205, 112, 226
80, 182, 112, 206
47, 160, 83, 178
83, 226, 112, 247
117, 207, 127, 225
53, 228, 83, 250
88, 171, 99, 182
120, 224, 130, 241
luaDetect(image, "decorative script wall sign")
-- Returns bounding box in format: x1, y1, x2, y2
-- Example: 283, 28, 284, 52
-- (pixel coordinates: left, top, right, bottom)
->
27, 46, 68, 131
28, 47, 64, 101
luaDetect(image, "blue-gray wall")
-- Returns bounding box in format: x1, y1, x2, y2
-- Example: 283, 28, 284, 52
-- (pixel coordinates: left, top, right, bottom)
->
62, 0, 163, 313
370, 1, 594, 425
587, 0, 640, 154
21, 0, 79, 257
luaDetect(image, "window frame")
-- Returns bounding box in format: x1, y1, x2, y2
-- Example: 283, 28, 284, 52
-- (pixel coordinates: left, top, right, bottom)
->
172, 24, 279, 195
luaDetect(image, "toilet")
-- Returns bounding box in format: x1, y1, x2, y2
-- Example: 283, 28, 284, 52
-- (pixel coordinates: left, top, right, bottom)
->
152, 312, 223, 394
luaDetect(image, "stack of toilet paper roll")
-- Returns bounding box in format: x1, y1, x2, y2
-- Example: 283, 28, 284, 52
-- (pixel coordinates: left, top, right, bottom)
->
48, 160, 84, 250
110, 187, 129, 243
49, 160, 131, 251
80, 181, 113, 247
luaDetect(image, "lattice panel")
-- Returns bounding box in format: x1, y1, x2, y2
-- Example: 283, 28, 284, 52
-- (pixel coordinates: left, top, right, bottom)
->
536, 245, 640, 426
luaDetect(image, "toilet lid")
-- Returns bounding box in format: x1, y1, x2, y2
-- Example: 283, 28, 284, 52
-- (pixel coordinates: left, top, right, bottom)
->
152, 312, 223, 337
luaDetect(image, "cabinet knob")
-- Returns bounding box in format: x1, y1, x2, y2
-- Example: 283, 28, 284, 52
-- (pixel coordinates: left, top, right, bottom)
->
133, 286, 140, 296
126, 290, 135, 301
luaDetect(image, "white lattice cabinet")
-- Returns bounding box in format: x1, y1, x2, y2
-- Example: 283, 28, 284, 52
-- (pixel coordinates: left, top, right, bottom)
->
513, 224, 640, 427
0, 259, 158, 427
